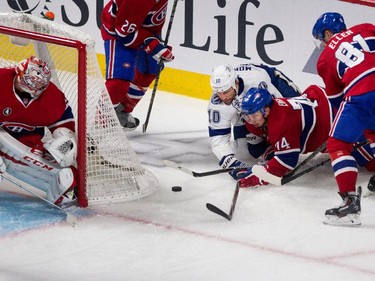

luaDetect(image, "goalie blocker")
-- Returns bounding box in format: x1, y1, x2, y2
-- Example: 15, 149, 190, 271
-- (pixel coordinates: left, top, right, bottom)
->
0, 128, 76, 205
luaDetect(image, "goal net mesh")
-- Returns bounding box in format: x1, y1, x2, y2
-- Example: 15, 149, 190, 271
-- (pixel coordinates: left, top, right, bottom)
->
0, 13, 158, 206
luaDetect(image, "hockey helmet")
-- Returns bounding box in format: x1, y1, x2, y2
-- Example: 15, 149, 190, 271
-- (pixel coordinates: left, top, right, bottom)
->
210, 64, 237, 93
15, 56, 51, 98
242, 87, 273, 115
312, 12, 346, 40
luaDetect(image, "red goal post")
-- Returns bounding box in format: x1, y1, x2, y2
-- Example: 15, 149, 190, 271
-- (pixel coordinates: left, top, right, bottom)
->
0, 13, 158, 207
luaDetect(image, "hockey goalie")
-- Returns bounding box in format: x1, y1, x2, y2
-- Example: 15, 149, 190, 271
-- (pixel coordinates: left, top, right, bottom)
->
0, 55, 77, 207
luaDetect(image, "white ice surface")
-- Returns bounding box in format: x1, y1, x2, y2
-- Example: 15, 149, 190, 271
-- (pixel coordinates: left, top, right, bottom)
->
1, 90, 375, 281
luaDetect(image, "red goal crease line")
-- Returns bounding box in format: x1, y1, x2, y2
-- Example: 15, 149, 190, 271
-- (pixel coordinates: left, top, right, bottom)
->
339, 0, 375, 7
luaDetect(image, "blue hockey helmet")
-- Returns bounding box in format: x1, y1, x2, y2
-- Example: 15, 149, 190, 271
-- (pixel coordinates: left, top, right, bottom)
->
312, 12, 346, 40
242, 87, 273, 115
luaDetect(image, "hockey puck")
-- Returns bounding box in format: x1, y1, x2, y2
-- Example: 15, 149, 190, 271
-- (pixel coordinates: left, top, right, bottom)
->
171, 186, 182, 192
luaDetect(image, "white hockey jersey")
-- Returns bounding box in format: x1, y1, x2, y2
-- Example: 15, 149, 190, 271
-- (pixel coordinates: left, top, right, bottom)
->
208, 63, 300, 164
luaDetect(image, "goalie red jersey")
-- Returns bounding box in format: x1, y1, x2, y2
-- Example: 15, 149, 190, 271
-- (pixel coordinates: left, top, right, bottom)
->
0, 67, 75, 147
101, 0, 168, 48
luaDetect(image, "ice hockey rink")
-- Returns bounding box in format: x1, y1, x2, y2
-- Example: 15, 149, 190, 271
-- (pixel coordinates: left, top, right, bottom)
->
1, 90, 375, 281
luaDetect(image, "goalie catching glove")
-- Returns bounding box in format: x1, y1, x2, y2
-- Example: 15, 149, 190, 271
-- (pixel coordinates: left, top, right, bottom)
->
219, 154, 252, 180
143, 37, 174, 63
43, 128, 77, 167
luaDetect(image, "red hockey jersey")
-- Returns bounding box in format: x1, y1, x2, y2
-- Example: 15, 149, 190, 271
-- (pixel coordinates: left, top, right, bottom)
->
245, 85, 333, 177
0, 68, 75, 143
317, 23, 375, 98
101, 0, 168, 48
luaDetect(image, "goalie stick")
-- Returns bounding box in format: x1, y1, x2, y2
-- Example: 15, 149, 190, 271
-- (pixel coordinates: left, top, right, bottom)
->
206, 182, 240, 221
142, 0, 179, 133
163, 160, 250, 177
1, 174, 77, 227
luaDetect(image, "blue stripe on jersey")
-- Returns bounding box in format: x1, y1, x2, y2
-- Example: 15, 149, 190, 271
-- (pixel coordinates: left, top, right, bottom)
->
352, 144, 374, 167
274, 149, 300, 170
209, 127, 231, 137
128, 84, 145, 98
299, 102, 316, 154
332, 155, 358, 176
233, 124, 247, 140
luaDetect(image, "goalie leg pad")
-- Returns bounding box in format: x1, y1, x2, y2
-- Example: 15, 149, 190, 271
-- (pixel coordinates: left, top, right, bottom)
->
47, 168, 75, 205
0, 129, 75, 204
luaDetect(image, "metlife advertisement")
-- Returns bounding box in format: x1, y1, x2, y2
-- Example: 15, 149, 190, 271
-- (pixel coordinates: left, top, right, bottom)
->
1, 0, 374, 97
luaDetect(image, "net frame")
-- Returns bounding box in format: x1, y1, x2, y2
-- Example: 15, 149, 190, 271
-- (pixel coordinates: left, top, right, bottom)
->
0, 13, 158, 207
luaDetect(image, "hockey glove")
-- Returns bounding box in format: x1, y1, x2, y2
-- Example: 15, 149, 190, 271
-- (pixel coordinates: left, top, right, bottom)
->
143, 37, 174, 63
219, 154, 252, 180
262, 145, 274, 161
43, 128, 77, 168
239, 174, 268, 188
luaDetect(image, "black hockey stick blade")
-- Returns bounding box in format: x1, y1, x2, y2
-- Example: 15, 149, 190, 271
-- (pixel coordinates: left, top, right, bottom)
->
163, 160, 241, 177
206, 203, 232, 221
206, 182, 240, 221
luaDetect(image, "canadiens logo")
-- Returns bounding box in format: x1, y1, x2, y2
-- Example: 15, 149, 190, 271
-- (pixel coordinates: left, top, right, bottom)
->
7, 0, 53, 18
122, 62, 131, 69
151, 2, 168, 26
3, 108, 12, 116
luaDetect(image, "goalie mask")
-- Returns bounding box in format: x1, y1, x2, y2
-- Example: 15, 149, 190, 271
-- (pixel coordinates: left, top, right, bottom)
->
15, 56, 51, 98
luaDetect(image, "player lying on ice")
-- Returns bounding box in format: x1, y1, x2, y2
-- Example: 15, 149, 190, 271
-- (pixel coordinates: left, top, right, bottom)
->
208, 63, 301, 181
0, 56, 77, 207
238, 86, 375, 225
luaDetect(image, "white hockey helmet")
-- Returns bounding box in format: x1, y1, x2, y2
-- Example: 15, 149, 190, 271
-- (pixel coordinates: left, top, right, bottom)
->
15, 56, 51, 98
210, 64, 237, 92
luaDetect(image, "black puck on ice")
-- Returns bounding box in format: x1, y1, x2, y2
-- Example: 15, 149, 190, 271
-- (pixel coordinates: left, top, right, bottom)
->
171, 186, 182, 192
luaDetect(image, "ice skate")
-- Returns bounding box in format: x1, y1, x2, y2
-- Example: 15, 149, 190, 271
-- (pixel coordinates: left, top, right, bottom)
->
115, 104, 140, 130
324, 186, 361, 227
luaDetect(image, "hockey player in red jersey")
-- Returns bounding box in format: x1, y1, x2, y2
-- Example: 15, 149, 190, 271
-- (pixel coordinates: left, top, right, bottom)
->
101, 0, 174, 130
208, 64, 301, 181
239, 85, 375, 193
311, 12, 375, 226
0, 56, 77, 206
239, 85, 333, 186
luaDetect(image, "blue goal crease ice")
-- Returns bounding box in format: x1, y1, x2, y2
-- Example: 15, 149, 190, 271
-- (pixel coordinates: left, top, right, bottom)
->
0, 191, 92, 236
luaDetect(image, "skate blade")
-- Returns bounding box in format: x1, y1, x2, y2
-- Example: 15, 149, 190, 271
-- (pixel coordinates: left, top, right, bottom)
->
323, 214, 361, 227
121, 118, 140, 131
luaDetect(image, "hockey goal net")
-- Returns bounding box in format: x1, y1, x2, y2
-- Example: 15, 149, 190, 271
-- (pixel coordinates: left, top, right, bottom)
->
0, 13, 158, 207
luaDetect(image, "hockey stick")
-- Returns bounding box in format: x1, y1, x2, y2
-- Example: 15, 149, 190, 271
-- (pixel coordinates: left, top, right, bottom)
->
163, 160, 250, 177
206, 182, 240, 221
284, 142, 327, 179
1, 174, 77, 227
142, 0, 179, 133
253, 140, 369, 186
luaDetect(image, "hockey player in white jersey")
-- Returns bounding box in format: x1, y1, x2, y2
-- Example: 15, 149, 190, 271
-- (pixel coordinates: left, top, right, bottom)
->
208, 63, 301, 180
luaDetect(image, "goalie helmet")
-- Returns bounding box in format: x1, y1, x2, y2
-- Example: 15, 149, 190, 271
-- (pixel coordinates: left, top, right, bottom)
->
242, 87, 273, 115
15, 56, 51, 98
312, 12, 346, 40
210, 64, 237, 93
